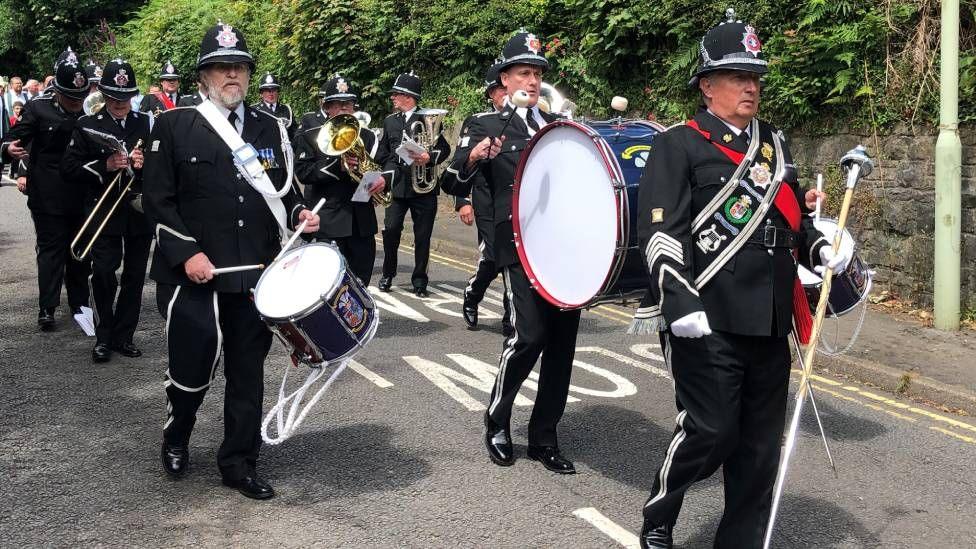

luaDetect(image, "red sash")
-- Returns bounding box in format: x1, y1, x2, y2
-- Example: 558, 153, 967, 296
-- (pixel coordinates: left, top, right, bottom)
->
686, 120, 813, 343
155, 92, 176, 111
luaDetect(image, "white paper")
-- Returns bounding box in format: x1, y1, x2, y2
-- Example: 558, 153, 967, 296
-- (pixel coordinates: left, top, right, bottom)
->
73, 306, 96, 337
395, 135, 427, 166
352, 171, 383, 203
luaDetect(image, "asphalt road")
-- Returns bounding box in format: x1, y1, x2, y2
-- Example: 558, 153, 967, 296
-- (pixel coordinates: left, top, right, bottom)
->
2, 191, 976, 548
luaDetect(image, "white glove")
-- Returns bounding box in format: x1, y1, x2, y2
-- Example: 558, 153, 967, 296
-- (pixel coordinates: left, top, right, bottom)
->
670, 311, 712, 338
816, 246, 851, 275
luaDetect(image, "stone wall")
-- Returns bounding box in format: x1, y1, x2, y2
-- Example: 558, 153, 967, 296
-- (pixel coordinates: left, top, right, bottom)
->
789, 126, 975, 310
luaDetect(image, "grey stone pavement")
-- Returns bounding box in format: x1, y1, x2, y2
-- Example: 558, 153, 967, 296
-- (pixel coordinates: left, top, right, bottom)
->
3, 190, 976, 548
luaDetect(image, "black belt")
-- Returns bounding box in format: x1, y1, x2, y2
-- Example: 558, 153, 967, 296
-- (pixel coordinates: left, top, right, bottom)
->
745, 225, 798, 249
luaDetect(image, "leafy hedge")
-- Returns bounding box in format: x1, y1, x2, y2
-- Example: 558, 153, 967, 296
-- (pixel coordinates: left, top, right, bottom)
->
2, 0, 972, 132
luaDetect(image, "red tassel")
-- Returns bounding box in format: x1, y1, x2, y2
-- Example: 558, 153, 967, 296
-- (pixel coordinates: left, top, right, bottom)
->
793, 278, 812, 344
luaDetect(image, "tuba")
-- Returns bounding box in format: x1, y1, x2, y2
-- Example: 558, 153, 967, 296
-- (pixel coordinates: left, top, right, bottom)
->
407, 108, 448, 194
83, 91, 105, 116
317, 113, 391, 207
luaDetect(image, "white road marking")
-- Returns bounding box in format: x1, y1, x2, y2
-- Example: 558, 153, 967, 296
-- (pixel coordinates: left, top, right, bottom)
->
447, 353, 580, 404
580, 346, 670, 379
369, 286, 430, 323
348, 360, 393, 388
570, 360, 638, 398
573, 507, 639, 548
404, 355, 533, 411
436, 283, 504, 316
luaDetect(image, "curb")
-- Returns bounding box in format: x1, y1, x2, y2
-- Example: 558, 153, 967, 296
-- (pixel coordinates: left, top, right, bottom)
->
399, 231, 976, 416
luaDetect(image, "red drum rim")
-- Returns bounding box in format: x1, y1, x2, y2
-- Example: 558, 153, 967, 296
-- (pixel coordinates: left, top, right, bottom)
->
512, 119, 628, 309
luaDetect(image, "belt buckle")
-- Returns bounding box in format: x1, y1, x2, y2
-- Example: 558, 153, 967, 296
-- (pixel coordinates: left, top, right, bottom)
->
763, 225, 777, 247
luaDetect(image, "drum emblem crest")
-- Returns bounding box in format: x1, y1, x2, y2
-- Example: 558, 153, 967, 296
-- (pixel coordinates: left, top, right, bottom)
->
334, 286, 366, 331
724, 195, 753, 224
749, 164, 772, 190
697, 224, 727, 253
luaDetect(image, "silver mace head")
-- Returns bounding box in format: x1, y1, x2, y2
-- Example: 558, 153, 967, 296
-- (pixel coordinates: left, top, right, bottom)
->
840, 144, 874, 178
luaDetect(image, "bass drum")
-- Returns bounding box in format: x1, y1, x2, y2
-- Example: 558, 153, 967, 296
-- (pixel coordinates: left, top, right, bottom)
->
513, 119, 663, 309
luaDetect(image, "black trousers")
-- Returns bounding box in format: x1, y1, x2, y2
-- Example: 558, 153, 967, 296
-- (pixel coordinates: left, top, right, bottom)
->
381, 194, 436, 288
643, 330, 790, 548
487, 264, 581, 446
465, 212, 509, 318
31, 210, 91, 311
90, 229, 152, 345
331, 234, 376, 286
156, 284, 273, 480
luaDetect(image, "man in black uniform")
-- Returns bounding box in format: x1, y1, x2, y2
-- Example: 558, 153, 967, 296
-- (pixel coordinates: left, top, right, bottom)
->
295, 74, 389, 284
454, 31, 580, 474
62, 58, 153, 363
441, 62, 511, 335
633, 11, 846, 548
143, 22, 319, 500
252, 72, 294, 135
84, 60, 103, 94
2, 50, 92, 330
139, 60, 181, 117
295, 82, 331, 137
375, 71, 450, 297
177, 81, 207, 107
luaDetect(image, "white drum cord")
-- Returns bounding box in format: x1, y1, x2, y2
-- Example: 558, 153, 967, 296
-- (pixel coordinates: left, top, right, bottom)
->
261, 358, 348, 445
817, 297, 869, 357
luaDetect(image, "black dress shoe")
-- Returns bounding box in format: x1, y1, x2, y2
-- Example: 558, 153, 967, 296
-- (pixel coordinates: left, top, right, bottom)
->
111, 342, 142, 358
462, 291, 478, 329
37, 309, 55, 331
223, 473, 275, 500
378, 276, 393, 292
526, 445, 576, 474
414, 286, 429, 298
161, 442, 189, 478
92, 342, 112, 363
639, 520, 674, 549
483, 414, 514, 466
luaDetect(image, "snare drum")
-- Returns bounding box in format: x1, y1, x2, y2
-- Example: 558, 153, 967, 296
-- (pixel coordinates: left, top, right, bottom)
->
513, 119, 663, 309
797, 218, 873, 317
254, 243, 378, 365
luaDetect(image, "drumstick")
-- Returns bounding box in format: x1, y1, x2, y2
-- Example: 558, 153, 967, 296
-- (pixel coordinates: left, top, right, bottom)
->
814, 173, 823, 223
274, 197, 327, 262
211, 264, 264, 275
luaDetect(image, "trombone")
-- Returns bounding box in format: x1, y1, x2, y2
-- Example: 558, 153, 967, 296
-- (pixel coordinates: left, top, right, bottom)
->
70, 139, 143, 261
316, 114, 391, 207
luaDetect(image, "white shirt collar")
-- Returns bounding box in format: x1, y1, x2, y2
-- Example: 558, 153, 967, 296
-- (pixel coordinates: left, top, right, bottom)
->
401, 107, 416, 119
211, 101, 246, 132
707, 109, 751, 137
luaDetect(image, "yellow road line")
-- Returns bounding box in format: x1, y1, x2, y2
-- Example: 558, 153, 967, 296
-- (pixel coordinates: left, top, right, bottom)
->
386, 239, 976, 444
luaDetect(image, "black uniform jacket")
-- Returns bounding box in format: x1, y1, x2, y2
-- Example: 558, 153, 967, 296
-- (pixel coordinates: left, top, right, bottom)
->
456, 104, 560, 268
375, 109, 451, 199
637, 109, 827, 337
1, 95, 85, 216
440, 111, 492, 218
177, 93, 206, 107
142, 105, 305, 293
139, 92, 179, 117
61, 109, 152, 236
295, 113, 386, 239
252, 101, 294, 133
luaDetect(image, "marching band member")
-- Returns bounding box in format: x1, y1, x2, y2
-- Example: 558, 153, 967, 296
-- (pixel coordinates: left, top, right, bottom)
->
252, 72, 294, 135
2, 50, 92, 331
375, 71, 451, 297
83, 60, 102, 95
295, 74, 389, 284
441, 62, 511, 335
177, 81, 207, 107
143, 22, 319, 499
61, 58, 153, 363
139, 60, 181, 117
454, 31, 580, 474
295, 82, 330, 140
632, 11, 843, 548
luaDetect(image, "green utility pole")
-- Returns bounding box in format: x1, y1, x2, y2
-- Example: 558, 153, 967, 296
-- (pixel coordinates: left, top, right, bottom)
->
934, 0, 962, 330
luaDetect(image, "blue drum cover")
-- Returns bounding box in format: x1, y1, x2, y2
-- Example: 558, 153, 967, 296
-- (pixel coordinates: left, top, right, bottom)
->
586, 120, 662, 297
296, 270, 376, 362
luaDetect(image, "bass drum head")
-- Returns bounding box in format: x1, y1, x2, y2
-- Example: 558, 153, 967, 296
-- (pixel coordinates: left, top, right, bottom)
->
254, 243, 344, 320
514, 121, 622, 308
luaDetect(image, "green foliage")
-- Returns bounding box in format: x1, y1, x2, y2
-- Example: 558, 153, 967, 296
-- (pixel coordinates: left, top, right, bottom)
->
3, 0, 970, 132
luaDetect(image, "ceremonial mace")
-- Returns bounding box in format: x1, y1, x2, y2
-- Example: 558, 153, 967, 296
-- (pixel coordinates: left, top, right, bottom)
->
763, 145, 874, 549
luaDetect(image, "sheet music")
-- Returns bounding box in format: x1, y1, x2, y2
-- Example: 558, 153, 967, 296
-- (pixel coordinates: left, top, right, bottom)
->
395, 135, 427, 166
351, 171, 382, 203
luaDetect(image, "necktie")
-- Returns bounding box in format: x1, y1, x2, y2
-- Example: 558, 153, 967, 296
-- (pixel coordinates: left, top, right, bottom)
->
228, 111, 239, 134
525, 111, 540, 132
114, 117, 124, 129
170, 94, 176, 105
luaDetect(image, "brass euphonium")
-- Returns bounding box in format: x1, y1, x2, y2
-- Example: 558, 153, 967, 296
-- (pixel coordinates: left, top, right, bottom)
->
83, 91, 105, 116
316, 113, 391, 207
407, 108, 448, 194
